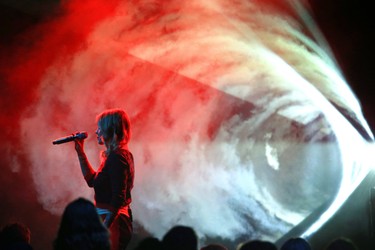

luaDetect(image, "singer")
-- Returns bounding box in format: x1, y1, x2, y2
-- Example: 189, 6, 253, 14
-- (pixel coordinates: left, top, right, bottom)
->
74, 108, 134, 250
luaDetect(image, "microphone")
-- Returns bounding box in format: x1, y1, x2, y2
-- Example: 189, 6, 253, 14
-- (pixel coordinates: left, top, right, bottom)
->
52, 131, 88, 145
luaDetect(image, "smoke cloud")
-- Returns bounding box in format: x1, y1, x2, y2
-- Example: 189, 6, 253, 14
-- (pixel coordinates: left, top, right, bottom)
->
0, 0, 372, 249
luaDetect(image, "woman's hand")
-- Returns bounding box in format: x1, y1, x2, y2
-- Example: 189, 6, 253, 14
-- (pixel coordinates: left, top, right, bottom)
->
74, 138, 85, 155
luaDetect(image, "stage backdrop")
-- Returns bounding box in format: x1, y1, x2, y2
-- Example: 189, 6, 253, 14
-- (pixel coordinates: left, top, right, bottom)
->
0, 0, 373, 249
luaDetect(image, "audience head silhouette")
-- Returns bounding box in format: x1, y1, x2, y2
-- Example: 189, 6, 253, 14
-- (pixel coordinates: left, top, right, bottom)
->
237, 240, 277, 250
162, 225, 198, 250
325, 237, 359, 250
0, 222, 33, 250
53, 197, 110, 250
280, 237, 311, 250
201, 243, 228, 250
134, 236, 163, 250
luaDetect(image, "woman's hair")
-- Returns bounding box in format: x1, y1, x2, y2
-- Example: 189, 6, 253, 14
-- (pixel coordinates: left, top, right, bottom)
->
96, 108, 131, 153
53, 198, 110, 250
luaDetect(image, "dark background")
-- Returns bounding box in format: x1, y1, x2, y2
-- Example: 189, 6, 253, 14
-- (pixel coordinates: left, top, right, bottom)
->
308, 0, 374, 134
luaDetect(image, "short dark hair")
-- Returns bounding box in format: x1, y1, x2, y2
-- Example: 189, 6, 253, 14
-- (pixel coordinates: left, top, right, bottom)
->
238, 240, 277, 250
281, 237, 311, 250
325, 237, 358, 250
162, 225, 198, 250
53, 198, 110, 250
0, 222, 31, 245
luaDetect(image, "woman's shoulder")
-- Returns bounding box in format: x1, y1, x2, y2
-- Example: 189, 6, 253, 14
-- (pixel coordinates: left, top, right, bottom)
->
108, 148, 134, 164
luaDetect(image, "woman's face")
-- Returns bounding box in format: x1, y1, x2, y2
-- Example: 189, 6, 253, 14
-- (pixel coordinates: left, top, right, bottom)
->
95, 126, 104, 145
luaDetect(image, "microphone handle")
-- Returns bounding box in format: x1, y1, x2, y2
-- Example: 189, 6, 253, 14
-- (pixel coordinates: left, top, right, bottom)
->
52, 135, 76, 145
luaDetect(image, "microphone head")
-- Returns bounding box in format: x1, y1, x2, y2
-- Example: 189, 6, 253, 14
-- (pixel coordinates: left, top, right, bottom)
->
75, 131, 88, 139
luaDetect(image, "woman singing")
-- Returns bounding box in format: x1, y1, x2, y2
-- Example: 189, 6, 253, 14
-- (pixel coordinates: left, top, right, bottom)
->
74, 108, 135, 250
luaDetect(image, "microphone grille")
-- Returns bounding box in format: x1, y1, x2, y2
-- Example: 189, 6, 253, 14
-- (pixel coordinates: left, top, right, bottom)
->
76, 131, 88, 139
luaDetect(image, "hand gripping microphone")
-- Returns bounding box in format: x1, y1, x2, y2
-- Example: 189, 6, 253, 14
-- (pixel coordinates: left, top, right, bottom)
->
52, 131, 88, 145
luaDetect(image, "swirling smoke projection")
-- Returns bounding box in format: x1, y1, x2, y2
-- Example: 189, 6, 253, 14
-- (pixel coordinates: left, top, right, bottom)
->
2, 0, 373, 248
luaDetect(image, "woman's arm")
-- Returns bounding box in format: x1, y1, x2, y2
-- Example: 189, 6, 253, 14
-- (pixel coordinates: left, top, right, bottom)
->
74, 138, 95, 181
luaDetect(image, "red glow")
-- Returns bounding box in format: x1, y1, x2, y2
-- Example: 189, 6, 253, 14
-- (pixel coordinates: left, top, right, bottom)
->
1, 0, 120, 113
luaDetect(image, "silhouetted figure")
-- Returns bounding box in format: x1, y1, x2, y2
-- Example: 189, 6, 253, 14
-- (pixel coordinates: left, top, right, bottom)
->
237, 240, 277, 250
280, 237, 311, 250
53, 197, 111, 250
134, 237, 164, 250
201, 243, 228, 250
74, 108, 135, 250
0, 222, 33, 250
325, 237, 359, 250
162, 225, 198, 250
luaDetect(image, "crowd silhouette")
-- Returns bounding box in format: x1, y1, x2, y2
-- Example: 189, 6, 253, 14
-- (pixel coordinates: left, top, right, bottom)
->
0, 222, 33, 250
0, 197, 363, 250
